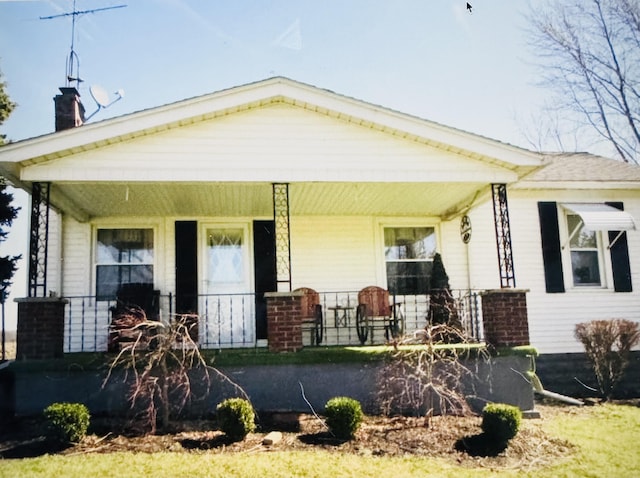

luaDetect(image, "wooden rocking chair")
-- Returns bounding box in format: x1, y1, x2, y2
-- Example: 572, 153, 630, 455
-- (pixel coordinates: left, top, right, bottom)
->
294, 287, 324, 346
355, 286, 404, 345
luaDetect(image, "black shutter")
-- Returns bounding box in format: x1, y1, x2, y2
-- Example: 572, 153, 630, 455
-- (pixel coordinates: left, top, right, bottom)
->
175, 221, 198, 314
538, 202, 565, 293
253, 220, 277, 341
606, 202, 633, 292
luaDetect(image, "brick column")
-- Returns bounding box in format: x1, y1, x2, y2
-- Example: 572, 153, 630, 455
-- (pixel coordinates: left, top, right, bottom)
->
265, 291, 303, 353
481, 289, 530, 348
15, 297, 68, 360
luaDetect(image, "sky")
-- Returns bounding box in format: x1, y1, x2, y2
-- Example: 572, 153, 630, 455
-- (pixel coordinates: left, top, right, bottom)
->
0, 0, 548, 330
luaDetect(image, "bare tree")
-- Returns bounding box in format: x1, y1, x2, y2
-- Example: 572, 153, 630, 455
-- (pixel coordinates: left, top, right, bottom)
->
527, 0, 640, 164
103, 310, 246, 434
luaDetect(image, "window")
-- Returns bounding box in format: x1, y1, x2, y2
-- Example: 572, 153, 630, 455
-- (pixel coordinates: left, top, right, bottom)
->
96, 228, 154, 300
567, 214, 602, 286
384, 227, 436, 295
207, 228, 245, 286
538, 201, 634, 293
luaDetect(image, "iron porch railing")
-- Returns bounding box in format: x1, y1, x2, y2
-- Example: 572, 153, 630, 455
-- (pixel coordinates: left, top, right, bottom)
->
62, 290, 484, 353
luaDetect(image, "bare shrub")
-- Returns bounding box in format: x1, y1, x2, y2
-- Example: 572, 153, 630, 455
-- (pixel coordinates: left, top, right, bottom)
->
103, 310, 245, 434
575, 318, 640, 400
377, 324, 488, 423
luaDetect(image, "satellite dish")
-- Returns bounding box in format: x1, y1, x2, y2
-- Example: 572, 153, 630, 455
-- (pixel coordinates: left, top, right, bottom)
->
85, 84, 125, 121
90, 85, 110, 107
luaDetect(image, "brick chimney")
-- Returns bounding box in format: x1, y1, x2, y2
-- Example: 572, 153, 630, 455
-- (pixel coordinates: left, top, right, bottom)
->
54, 87, 85, 131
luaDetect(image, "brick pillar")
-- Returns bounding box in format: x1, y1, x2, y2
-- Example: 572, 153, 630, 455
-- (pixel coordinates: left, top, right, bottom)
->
265, 291, 303, 353
481, 289, 530, 348
15, 297, 67, 360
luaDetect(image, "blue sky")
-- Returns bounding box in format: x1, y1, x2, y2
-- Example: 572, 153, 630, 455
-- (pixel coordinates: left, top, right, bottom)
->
0, 0, 543, 329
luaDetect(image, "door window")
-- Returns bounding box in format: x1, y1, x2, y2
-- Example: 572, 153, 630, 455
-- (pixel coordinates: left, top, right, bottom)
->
207, 228, 245, 287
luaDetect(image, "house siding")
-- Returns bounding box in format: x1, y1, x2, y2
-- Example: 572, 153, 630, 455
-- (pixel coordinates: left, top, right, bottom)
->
291, 216, 379, 291
60, 217, 92, 297
23, 105, 514, 184
509, 190, 640, 354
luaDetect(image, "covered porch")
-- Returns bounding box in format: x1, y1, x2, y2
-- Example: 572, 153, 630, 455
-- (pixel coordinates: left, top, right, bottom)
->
16, 178, 528, 358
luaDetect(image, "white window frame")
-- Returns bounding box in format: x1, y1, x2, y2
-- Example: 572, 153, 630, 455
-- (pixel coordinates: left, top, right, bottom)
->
377, 219, 440, 295
92, 224, 158, 301
560, 212, 611, 290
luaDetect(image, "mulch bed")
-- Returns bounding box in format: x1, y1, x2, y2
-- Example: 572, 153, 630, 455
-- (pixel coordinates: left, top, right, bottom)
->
0, 403, 580, 470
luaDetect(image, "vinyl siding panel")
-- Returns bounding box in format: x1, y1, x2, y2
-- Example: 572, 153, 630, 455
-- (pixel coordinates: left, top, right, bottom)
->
290, 216, 379, 291
61, 217, 92, 297
45, 210, 62, 295
464, 202, 502, 291
25, 105, 514, 183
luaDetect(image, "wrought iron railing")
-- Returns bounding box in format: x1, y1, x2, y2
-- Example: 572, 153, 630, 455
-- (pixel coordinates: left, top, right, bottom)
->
62, 290, 483, 352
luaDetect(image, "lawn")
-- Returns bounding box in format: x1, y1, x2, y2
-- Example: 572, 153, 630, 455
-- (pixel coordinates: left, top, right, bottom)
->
0, 403, 638, 478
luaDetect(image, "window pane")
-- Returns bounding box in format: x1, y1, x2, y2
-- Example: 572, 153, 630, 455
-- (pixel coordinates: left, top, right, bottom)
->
96, 264, 154, 300
568, 215, 597, 248
386, 261, 433, 295
571, 251, 601, 285
208, 229, 244, 284
384, 227, 436, 260
97, 229, 153, 264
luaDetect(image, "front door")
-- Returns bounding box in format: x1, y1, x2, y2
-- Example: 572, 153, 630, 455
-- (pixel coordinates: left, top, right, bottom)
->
203, 224, 254, 347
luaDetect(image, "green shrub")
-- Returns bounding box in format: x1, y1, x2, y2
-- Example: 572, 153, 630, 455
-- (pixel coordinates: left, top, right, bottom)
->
43, 402, 90, 443
481, 403, 522, 443
216, 398, 256, 441
324, 396, 364, 440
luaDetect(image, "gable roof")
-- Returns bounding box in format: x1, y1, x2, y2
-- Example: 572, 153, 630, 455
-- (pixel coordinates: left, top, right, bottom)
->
0, 77, 542, 187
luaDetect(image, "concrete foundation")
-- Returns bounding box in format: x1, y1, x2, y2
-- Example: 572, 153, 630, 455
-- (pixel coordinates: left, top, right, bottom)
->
1, 355, 534, 417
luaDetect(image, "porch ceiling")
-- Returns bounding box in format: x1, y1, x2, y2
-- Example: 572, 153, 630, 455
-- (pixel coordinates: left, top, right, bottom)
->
49, 181, 488, 221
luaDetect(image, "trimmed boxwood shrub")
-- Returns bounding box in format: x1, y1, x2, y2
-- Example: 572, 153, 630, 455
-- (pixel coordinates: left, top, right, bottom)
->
216, 398, 256, 441
481, 403, 522, 443
324, 396, 364, 440
43, 402, 90, 443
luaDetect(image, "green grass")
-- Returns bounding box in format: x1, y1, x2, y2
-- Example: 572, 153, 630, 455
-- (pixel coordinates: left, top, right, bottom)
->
1, 404, 638, 478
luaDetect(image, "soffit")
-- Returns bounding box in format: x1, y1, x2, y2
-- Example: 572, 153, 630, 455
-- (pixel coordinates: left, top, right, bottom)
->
49, 182, 486, 221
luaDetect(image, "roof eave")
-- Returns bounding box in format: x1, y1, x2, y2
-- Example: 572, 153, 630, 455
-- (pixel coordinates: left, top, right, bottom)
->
514, 180, 640, 190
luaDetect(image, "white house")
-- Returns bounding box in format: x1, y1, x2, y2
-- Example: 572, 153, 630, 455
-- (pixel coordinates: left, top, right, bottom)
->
0, 77, 638, 357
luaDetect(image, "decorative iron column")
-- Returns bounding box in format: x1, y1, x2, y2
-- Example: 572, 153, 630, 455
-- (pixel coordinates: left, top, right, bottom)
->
28, 182, 51, 297
491, 183, 516, 288
272, 183, 292, 292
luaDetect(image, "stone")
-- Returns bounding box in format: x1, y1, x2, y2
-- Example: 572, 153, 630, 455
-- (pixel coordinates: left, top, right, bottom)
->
262, 431, 283, 446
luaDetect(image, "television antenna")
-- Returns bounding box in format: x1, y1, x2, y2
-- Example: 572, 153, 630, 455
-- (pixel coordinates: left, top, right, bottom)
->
40, 0, 127, 87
